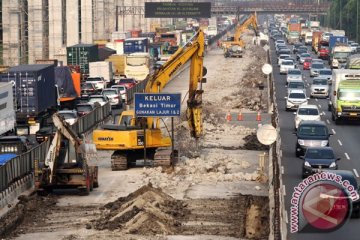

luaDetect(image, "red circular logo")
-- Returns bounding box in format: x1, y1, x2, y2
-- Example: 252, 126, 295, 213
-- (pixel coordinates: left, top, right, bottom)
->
301, 183, 350, 230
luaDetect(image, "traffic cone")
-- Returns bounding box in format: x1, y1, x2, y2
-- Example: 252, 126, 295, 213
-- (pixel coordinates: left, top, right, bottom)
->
237, 111, 243, 121
256, 111, 262, 121
226, 111, 232, 122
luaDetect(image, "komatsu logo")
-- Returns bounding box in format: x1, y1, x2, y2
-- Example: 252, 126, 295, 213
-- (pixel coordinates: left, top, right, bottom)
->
98, 137, 113, 141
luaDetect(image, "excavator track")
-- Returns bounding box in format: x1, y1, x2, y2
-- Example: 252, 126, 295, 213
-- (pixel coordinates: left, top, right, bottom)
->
153, 148, 178, 167
111, 152, 128, 171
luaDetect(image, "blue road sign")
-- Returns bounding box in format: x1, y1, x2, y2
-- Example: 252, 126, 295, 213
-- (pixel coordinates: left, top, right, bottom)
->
135, 93, 181, 117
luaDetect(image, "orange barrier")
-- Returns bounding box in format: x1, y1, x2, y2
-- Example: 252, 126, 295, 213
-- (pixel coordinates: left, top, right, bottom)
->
256, 111, 261, 121
237, 111, 243, 121
226, 111, 232, 122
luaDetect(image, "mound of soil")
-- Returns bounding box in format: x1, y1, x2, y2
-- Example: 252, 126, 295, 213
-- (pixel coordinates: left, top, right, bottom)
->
92, 184, 188, 235
243, 133, 269, 151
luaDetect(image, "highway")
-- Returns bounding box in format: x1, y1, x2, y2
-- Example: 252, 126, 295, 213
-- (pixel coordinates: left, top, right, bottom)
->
270, 39, 360, 239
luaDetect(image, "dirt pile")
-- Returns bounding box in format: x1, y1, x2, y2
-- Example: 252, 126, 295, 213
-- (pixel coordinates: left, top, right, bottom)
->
92, 184, 188, 235
243, 133, 269, 151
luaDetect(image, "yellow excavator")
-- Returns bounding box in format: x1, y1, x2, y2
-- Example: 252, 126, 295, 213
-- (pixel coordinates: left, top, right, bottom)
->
93, 30, 206, 170
223, 14, 259, 58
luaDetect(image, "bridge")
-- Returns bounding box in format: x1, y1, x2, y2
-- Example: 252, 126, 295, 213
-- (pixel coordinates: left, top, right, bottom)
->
211, 1, 331, 15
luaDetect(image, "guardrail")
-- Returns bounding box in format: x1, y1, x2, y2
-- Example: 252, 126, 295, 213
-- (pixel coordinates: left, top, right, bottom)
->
0, 140, 49, 192
70, 102, 111, 135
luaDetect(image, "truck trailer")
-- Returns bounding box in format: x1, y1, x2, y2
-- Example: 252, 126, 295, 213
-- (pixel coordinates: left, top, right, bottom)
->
0, 82, 15, 136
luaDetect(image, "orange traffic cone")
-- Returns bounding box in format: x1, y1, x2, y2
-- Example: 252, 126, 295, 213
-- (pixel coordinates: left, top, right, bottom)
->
256, 111, 261, 121
237, 111, 243, 121
226, 111, 232, 122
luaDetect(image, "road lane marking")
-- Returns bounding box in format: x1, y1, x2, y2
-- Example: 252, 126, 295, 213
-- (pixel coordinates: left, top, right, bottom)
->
318, 104, 322, 108
337, 139, 342, 146
332, 129, 336, 134
354, 169, 360, 178
315, 98, 318, 102
285, 210, 289, 224
322, 111, 325, 115
283, 185, 286, 196
345, 153, 350, 160
326, 119, 330, 124
281, 165, 284, 174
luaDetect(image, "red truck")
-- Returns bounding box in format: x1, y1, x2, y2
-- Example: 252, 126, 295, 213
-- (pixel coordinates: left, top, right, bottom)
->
312, 31, 323, 53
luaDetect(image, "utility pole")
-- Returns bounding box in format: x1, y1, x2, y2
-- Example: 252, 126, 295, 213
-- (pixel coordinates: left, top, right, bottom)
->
357, 0, 359, 42
340, 0, 342, 29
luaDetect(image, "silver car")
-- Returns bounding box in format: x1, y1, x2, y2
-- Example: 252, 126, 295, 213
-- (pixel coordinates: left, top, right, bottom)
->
287, 80, 305, 95
286, 69, 303, 84
310, 63, 324, 77
310, 77, 329, 98
318, 68, 333, 84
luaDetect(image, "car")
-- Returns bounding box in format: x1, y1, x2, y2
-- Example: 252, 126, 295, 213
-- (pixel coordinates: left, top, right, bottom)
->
285, 57, 297, 68
88, 95, 109, 106
101, 88, 123, 108
294, 104, 321, 129
80, 82, 99, 97
310, 63, 325, 77
277, 48, 291, 56
58, 110, 78, 125
311, 58, 323, 64
296, 49, 308, 61
292, 43, 303, 54
301, 147, 339, 178
303, 58, 312, 70
318, 46, 329, 59
310, 77, 329, 98
275, 39, 285, 47
85, 77, 107, 90
76, 103, 96, 117
287, 80, 305, 95
118, 78, 137, 89
321, 170, 360, 218
275, 43, 287, 53
35, 116, 56, 143
294, 120, 332, 157
280, 60, 295, 74
318, 68, 333, 84
111, 85, 127, 102
286, 69, 303, 83
278, 54, 291, 66
299, 53, 312, 64
351, 43, 359, 53
298, 46, 308, 53
285, 89, 308, 111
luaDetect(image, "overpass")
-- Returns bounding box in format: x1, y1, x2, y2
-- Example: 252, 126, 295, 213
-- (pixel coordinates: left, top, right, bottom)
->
212, 1, 331, 16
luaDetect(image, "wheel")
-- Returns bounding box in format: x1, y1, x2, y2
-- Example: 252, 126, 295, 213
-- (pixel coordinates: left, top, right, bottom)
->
296, 151, 300, 158
335, 118, 340, 125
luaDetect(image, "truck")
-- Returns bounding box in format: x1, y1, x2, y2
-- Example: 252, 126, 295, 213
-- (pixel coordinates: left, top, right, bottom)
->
55, 66, 81, 110
89, 61, 113, 84
205, 25, 217, 38
331, 29, 346, 37
328, 69, 360, 124
312, 31, 323, 52
67, 44, 99, 75
124, 53, 150, 81
124, 38, 149, 54
105, 55, 126, 77
287, 23, 301, 44
0, 64, 57, 135
329, 42, 351, 69
346, 54, 360, 69
309, 21, 320, 31
304, 31, 313, 45
35, 113, 99, 195
0, 82, 15, 135
329, 35, 348, 52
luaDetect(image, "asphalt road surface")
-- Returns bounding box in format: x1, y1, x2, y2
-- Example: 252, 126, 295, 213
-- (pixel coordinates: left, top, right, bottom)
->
271, 38, 360, 239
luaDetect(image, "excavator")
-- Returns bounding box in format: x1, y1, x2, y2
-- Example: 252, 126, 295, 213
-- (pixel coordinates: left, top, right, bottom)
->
223, 14, 259, 58
35, 113, 98, 195
93, 30, 206, 170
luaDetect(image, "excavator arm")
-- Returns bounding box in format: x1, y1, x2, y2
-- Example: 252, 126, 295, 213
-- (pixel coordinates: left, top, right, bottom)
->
145, 30, 206, 138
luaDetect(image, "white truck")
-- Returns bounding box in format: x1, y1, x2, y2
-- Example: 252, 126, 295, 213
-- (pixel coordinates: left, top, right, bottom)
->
124, 53, 150, 81
0, 82, 15, 135
89, 61, 113, 84
304, 32, 313, 45
328, 69, 360, 124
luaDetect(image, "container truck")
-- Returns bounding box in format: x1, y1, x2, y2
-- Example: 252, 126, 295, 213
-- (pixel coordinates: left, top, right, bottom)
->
0, 64, 57, 135
89, 61, 114, 84
346, 54, 360, 69
329, 35, 348, 52
331, 29, 346, 37
312, 31, 323, 52
67, 44, 99, 75
124, 38, 149, 54
329, 36, 351, 69
304, 31, 313, 45
124, 53, 150, 81
0, 82, 15, 135
328, 69, 360, 124
287, 23, 301, 44
309, 21, 320, 31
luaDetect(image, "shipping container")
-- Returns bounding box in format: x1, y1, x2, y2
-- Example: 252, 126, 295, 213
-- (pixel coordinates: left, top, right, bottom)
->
124, 38, 149, 54
0, 64, 56, 121
288, 23, 301, 32
67, 44, 98, 74
89, 61, 113, 83
329, 35, 348, 52
111, 31, 131, 42
98, 47, 116, 61
0, 82, 15, 135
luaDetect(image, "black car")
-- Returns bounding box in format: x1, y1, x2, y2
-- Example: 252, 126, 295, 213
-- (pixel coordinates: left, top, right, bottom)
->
294, 120, 332, 157
292, 43, 303, 54
323, 170, 360, 218
301, 147, 340, 178
35, 116, 56, 143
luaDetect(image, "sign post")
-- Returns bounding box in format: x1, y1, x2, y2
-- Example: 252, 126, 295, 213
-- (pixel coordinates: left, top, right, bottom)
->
135, 93, 181, 165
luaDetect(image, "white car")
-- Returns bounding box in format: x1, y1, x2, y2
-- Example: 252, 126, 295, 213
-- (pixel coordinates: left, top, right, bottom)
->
111, 85, 127, 102
310, 77, 329, 98
350, 43, 359, 53
287, 80, 305, 95
88, 95, 109, 106
278, 54, 291, 66
310, 63, 324, 77
101, 88, 122, 107
286, 69, 303, 83
86, 77, 107, 90
294, 105, 321, 129
285, 89, 308, 111
318, 68, 333, 84
58, 110, 78, 125
280, 60, 295, 74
